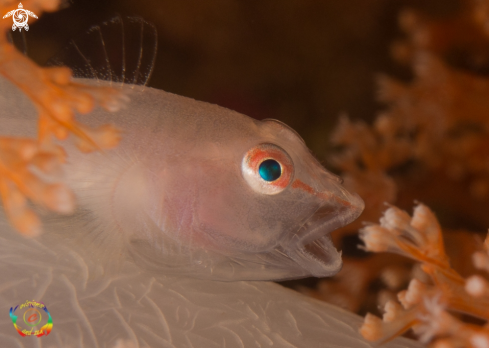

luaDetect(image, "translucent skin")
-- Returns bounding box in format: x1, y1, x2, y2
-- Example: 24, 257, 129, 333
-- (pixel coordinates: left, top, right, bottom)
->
1, 78, 363, 281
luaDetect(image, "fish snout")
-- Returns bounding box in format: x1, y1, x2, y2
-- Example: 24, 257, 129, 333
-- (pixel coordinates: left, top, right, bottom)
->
298, 183, 364, 247
280, 173, 364, 277
291, 170, 364, 244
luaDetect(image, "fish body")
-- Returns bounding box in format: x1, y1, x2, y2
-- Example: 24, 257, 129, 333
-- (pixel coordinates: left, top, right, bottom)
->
0, 77, 419, 348
2, 76, 363, 282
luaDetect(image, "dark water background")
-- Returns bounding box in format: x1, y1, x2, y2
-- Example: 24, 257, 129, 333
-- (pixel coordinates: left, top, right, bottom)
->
13, 0, 458, 159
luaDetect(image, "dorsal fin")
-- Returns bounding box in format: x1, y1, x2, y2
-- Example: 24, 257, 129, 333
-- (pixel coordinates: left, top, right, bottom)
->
48, 15, 158, 88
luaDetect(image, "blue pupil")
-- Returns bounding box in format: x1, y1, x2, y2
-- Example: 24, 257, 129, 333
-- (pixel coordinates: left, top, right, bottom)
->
259, 159, 281, 182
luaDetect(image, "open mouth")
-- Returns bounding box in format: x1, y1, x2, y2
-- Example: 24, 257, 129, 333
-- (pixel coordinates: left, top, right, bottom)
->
282, 192, 364, 277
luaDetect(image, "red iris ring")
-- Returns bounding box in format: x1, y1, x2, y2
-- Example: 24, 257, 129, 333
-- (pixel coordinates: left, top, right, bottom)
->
242, 144, 294, 194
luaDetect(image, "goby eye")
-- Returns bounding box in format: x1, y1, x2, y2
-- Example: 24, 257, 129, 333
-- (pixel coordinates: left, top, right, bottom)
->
242, 143, 294, 195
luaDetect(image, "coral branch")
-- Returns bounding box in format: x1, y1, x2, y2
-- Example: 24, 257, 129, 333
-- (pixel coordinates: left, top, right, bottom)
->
0, 0, 124, 235
360, 205, 489, 346
316, 3, 489, 347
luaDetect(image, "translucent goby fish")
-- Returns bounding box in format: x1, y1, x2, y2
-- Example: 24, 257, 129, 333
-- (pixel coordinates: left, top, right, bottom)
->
4, 18, 364, 282
0, 18, 419, 348
0, 78, 421, 348
1, 73, 363, 281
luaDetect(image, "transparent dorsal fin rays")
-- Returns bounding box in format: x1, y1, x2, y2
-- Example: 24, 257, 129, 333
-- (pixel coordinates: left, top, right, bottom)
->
48, 15, 158, 88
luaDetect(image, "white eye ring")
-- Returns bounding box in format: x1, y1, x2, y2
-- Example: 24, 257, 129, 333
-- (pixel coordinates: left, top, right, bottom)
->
241, 143, 294, 195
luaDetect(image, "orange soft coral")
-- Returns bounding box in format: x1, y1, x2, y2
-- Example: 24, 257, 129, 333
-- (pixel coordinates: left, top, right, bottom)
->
0, 0, 124, 236
360, 204, 489, 347
305, 2, 489, 340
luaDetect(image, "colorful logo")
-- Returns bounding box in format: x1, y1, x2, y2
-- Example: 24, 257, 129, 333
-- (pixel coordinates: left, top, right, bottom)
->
2, 3, 38, 32
9, 300, 53, 337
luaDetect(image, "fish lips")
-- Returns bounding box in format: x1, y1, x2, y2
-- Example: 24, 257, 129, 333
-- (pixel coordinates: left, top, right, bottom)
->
282, 190, 364, 278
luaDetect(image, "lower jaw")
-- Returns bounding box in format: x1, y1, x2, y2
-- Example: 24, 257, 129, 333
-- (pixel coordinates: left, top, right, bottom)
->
285, 234, 343, 278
